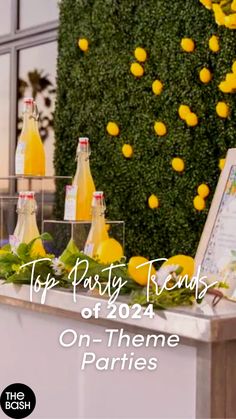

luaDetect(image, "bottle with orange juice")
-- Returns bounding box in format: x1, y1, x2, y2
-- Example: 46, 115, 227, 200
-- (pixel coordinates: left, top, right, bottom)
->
10, 191, 45, 257
15, 97, 45, 176
84, 191, 109, 257
64, 137, 95, 221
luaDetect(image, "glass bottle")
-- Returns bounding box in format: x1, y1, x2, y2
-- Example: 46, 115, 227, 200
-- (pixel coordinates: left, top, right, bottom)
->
14, 191, 45, 257
64, 137, 95, 221
15, 97, 45, 176
84, 191, 109, 257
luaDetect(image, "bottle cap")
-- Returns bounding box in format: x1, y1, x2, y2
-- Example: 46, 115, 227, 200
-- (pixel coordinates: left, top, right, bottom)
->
77, 137, 90, 155
24, 191, 35, 200
79, 137, 89, 145
23, 97, 34, 113
92, 191, 105, 208
19, 191, 26, 198
23, 97, 34, 104
93, 191, 104, 199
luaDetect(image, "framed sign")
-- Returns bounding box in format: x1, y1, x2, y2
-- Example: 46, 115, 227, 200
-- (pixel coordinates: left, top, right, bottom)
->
195, 148, 236, 301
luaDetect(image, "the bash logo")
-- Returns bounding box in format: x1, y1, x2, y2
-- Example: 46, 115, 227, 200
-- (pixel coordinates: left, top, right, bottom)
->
0, 383, 36, 418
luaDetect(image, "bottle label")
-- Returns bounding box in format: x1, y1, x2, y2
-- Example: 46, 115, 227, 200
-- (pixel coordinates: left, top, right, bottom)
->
84, 243, 94, 257
15, 142, 25, 174
64, 185, 77, 220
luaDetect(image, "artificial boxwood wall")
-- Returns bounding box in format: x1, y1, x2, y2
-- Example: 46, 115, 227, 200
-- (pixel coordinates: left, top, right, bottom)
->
55, 0, 236, 259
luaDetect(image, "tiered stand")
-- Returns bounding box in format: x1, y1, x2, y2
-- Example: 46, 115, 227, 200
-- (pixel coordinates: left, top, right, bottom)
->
0, 175, 125, 253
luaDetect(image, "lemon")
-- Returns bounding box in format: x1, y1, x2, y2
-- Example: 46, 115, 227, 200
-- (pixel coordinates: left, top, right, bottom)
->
148, 194, 159, 209
232, 61, 236, 74
161, 255, 195, 279
193, 195, 205, 211
154, 121, 167, 136
209, 35, 219, 52
78, 38, 89, 52
130, 62, 144, 77
134, 47, 147, 62
96, 238, 123, 264
226, 73, 236, 89
128, 256, 156, 286
171, 157, 185, 172
216, 101, 229, 118
199, 68, 212, 83
200, 0, 212, 10
212, 4, 226, 26
30, 240, 46, 258
152, 80, 163, 95
218, 81, 232, 93
219, 158, 226, 171
198, 184, 210, 198
232, 0, 236, 12
181, 38, 195, 52
186, 112, 198, 127
122, 144, 133, 158
178, 105, 191, 120
106, 121, 120, 136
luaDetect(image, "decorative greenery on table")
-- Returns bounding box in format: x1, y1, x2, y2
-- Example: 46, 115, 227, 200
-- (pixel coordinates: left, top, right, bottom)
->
0, 234, 210, 309
55, 0, 236, 260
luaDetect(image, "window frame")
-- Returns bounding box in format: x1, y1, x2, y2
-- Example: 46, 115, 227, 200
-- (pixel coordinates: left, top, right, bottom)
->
0, 0, 59, 193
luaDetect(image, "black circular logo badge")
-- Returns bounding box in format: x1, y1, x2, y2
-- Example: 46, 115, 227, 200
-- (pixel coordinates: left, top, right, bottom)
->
0, 383, 36, 418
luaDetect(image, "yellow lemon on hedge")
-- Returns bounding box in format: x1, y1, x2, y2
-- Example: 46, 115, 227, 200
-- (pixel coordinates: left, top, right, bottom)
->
209, 35, 219, 52
216, 101, 229, 118
232, 0, 236, 12
122, 144, 133, 158
148, 194, 159, 209
106, 121, 120, 136
219, 81, 232, 93
186, 112, 198, 127
193, 195, 206, 211
130, 62, 144, 77
200, 0, 212, 9
199, 68, 212, 83
219, 158, 226, 171
96, 238, 123, 264
128, 256, 156, 286
171, 157, 185, 172
232, 61, 236, 73
78, 38, 89, 51
212, 4, 226, 26
181, 38, 195, 52
226, 73, 236, 89
161, 255, 195, 279
134, 47, 147, 62
178, 104, 191, 120
154, 121, 167, 136
152, 80, 163, 95
198, 184, 210, 198
225, 13, 236, 29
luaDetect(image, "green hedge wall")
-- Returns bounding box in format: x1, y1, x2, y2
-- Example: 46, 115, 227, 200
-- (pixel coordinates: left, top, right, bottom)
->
55, 0, 236, 260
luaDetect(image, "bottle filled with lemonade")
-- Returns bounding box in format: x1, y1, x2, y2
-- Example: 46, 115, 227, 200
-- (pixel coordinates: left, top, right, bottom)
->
84, 191, 109, 257
10, 191, 45, 257
13, 191, 26, 240
15, 97, 45, 176
64, 137, 95, 221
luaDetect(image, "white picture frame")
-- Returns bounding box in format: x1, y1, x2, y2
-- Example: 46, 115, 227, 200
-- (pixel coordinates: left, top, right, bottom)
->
195, 148, 236, 300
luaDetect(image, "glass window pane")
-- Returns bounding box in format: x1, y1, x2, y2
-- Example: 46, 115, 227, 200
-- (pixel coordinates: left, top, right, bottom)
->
0, 0, 11, 36
19, 0, 58, 29
18, 42, 57, 193
0, 54, 10, 184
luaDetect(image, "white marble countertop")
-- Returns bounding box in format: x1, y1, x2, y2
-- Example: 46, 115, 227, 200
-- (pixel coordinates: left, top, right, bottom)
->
0, 281, 236, 343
